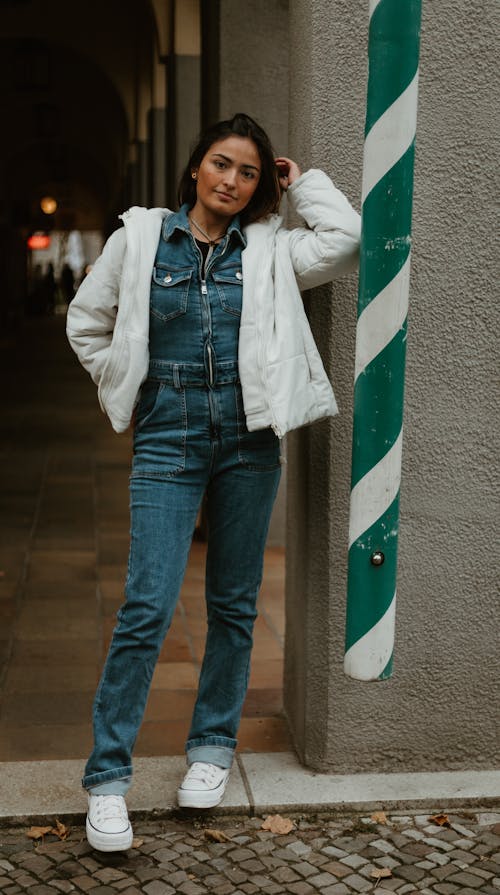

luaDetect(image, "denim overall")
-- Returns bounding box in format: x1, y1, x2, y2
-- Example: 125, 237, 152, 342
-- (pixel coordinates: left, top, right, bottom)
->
83, 206, 281, 793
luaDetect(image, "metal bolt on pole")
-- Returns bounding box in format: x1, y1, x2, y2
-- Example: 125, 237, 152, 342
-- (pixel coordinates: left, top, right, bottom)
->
345, 0, 422, 681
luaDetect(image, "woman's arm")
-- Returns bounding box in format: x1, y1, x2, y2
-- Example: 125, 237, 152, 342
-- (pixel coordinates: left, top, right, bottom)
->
281, 166, 361, 291
66, 228, 126, 385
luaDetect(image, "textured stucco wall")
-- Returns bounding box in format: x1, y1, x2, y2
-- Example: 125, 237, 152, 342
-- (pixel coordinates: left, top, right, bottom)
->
285, 0, 499, 771
219, 0, 289, 156
219, 0, 289, 546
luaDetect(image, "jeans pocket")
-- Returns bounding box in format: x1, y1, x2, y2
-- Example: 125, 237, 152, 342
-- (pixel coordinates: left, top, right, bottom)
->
134, 380, 164, 432
235, 384, 281, 471
132, 385, 187, 477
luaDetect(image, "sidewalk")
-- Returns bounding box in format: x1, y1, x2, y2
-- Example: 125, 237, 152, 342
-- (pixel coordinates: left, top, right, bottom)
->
0, 805, 499, 894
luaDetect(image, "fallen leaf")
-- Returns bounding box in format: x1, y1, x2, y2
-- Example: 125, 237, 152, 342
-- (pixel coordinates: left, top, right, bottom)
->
261, 814, 295, 835
204, 828, 231, 843
26, 826, 53, 840
371, 868, 392, 879
52, 819, 69, 840
371, 811, 388, 825
132, 837, 144, 848
428, 813, 450, 827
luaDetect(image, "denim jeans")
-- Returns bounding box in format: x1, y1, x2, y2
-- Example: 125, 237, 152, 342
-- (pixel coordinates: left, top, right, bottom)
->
82, 378, 281, 792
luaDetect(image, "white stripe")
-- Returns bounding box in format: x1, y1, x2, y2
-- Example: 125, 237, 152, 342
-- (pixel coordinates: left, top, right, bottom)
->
362, 72, 419, 204
354, 254, 410, 381
344, 593, 396, 680
349, 430, 403, 548
369, 0, 383, 17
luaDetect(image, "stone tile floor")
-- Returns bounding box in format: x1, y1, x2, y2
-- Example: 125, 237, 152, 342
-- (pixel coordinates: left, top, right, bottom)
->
0, 810, 499, 894
0, 316, 289, 762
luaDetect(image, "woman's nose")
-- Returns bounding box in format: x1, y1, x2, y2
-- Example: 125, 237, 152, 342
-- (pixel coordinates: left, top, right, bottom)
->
222, 168, 237, 187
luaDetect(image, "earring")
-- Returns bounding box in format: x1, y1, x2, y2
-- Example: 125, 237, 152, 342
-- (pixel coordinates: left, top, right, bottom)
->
191, 172, 197, 180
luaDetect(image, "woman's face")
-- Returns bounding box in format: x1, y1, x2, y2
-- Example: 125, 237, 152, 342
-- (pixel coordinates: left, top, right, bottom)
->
192, 135, 261, 222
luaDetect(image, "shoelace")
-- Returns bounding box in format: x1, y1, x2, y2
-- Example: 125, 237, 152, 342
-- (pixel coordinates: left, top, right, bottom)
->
184, 762, 221, 784
92, 795, 127, 821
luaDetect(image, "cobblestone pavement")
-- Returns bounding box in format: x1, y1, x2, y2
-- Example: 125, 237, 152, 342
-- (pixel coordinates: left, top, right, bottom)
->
0, 809, 499, 895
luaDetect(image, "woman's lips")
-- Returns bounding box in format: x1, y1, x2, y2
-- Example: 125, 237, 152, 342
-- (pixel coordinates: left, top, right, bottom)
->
215, 191, 235, 201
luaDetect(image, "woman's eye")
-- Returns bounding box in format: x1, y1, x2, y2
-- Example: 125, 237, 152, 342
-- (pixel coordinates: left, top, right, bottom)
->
241, 170, 256, 180
214, 160, 226, 169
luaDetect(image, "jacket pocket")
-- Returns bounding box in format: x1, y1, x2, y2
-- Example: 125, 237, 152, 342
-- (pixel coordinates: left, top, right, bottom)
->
212, 265, 243, 316
151, 265, 192, 321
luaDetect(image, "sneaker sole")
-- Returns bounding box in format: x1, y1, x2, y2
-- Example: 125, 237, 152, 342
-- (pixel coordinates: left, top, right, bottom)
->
177, 782, 226, 809
86, 817, 133, 852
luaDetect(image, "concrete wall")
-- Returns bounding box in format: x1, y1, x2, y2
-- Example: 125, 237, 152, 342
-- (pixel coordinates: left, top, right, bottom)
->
285, 0, 499, 771
219, 0, 290, 547
219, 0, 289, 157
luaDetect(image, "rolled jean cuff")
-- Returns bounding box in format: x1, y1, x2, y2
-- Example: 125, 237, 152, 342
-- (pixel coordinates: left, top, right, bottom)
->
186, 741, 235, 769
82, 765, 133, 792
88, 779, 131, 796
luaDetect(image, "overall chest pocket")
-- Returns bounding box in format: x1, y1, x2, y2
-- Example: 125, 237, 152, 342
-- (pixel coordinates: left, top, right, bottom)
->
150, 265, 192, 321
212, 266, 243, 316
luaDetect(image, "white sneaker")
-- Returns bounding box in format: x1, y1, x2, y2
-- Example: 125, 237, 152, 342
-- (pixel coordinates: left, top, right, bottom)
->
177, 762, 230, 808
86, 794, 133, 852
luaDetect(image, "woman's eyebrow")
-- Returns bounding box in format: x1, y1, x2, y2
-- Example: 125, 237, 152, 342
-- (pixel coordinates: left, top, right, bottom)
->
212, 152, 260, 171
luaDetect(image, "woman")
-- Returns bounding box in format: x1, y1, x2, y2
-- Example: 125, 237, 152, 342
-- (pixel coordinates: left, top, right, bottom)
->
67, 113, 360, 852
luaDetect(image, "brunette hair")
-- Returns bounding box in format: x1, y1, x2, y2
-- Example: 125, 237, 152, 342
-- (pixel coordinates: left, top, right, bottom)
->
177, 113, 281, 226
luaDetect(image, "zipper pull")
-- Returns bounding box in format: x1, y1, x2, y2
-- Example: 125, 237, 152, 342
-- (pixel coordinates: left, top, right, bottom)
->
201, 280, 208, 295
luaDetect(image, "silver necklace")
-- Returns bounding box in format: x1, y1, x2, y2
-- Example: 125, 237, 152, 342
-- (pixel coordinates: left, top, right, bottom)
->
189, 215, 227, 247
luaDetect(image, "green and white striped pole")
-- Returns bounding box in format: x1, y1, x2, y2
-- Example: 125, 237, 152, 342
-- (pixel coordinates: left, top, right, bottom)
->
344, 0, 422, 681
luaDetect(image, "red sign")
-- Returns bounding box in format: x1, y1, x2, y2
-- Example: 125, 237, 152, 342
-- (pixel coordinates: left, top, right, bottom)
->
27, 232, 51, 250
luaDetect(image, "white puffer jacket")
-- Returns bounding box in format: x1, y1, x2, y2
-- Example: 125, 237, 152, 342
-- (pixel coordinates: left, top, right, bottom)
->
66, 169, 360, 437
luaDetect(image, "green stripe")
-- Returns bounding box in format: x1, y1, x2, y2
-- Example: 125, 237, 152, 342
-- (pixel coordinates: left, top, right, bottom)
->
365, 0, 421, 135
358, 142, 415, 314
379, 654, 394, 679
351, 327, 407, 489
345, 495, 400, 652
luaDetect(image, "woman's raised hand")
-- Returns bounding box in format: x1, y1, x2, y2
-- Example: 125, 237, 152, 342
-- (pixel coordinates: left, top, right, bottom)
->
275, 156, 302, 190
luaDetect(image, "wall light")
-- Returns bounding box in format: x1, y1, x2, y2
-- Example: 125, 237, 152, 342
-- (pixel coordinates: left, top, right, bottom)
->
40, 196, 57, 215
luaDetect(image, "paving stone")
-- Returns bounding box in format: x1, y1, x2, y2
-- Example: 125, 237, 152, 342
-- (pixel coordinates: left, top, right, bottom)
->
287, 841, 312, 857
271, 865, 300, 883
49, 882, 77, 893
432, 863, 461, 880
427, 850, 451, 865
69, 877, 100, 891
239, 858, 266, 872
286, 883, 316, 895
371, 839, 396, 854
447, 871, 485, 887
94, 870, 128, 884
142, 883, 176, 895
448, 849, 476, 863
393, 864, 427, 882
320, 885, 350, 895
320, 860, 351, 878
321, 847, 349, 859
24, 887, 55, 895
342, 873, 372, 892
339, 853, 367, 869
